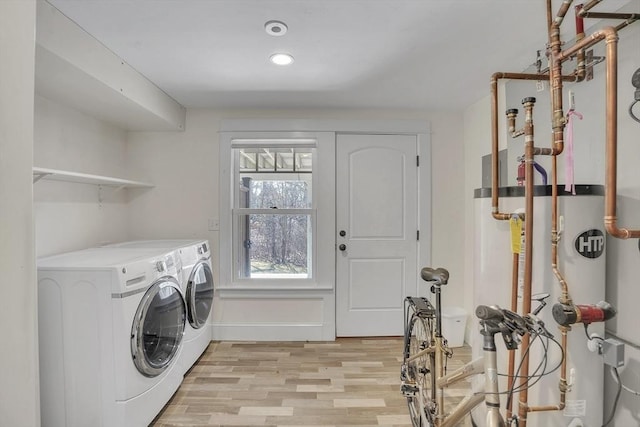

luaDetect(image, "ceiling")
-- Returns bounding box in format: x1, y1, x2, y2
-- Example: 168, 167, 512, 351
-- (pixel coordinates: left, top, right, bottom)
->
45, 0, 634, 111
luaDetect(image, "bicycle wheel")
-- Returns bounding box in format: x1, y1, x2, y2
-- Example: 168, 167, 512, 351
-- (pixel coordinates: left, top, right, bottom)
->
402, 312, 436, 427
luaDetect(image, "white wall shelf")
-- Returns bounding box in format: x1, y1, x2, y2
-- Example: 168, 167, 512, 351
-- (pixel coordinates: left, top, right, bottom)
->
32, 167, 154, 188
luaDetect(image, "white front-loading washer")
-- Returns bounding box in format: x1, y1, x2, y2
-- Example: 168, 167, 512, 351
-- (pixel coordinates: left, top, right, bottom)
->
102, 239, 214, 374
38, 247, 186, 427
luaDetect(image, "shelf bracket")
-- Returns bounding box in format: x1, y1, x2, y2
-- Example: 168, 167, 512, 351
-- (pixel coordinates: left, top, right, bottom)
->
33, 172, 52, 183
98, 184, 128, 205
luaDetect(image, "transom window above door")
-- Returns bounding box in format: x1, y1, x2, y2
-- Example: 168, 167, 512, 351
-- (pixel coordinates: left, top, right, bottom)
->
232, 140, 316, 281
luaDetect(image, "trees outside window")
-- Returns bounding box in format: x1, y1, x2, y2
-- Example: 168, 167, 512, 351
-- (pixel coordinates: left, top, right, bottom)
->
233, 145, 314, 279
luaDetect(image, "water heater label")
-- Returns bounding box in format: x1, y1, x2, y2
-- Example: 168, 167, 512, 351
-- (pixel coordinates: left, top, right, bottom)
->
574, 229, 605, 258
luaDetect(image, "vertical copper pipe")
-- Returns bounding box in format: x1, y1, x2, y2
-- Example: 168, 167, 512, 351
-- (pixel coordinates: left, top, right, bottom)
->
517, 98, 536, 427
549, 20, 566, 157
559, 326, 569, 408
575, 4, 586, 82
527, 152, 567, 413
554, 0, 574, 27
550, 154, 571, 304
506, 251, 520, 420
600, 29, 640, 238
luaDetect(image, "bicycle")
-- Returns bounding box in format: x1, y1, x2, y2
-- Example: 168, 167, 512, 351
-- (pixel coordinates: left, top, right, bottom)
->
400, 267, 555, 427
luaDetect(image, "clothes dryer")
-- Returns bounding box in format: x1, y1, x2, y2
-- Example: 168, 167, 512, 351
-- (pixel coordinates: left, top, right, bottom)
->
103, 239, 214, 374
38, 247, 186, 427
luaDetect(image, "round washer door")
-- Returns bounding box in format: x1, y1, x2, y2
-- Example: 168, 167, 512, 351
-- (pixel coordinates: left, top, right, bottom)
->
186, 261, 214, 329
131, 277, 186, 377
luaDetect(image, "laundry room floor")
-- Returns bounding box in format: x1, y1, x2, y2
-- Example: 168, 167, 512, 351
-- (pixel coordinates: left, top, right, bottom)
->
151, 337, 472, 426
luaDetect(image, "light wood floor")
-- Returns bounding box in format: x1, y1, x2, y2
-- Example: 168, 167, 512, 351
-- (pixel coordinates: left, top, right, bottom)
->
151, 338, 472, 427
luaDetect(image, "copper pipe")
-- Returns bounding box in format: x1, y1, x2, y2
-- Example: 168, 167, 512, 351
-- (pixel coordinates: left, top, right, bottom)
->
554, 0, 574, 26
557, 28, 612, 60
535, 147, 554, 156
559, 326, 569, 407
575, 5, 586, 82
579, 0, 604, 14
615, 17, 638, 32
490, 73, 540, 220
599, 28, 640, 239
506, 251, 520, 420
550, 154, 572, 305
517, 98, 536, 427
543, 24, 623, 160
490, 72, 572, 221
548, 17, 566, 157
580, 12, 640, 20
506, 109, 524, 138
554, 25, 640, 239
526, 327, 570, 415
528, 404, 564, 412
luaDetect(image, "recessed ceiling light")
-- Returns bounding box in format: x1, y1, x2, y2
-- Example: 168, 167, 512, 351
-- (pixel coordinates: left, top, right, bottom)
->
270, 53, 294, 66
265, 20, 288, 36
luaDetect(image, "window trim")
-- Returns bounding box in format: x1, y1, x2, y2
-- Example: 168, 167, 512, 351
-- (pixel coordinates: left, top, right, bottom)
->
219, 131, 335, 291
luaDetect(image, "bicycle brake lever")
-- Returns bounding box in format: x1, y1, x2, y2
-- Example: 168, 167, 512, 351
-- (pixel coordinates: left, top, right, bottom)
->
525, 314, 554, 338
501, 329, 520, 350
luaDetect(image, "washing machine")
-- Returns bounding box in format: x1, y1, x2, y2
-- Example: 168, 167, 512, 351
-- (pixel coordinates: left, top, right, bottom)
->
102, 239, 214, 374
38, 247, 187, 427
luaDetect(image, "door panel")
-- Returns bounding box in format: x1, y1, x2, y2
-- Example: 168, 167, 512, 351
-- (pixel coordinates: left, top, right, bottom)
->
336, 134, 418, 337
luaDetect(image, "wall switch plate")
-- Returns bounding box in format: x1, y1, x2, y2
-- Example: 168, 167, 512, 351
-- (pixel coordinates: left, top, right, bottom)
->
208, 218, 219, 231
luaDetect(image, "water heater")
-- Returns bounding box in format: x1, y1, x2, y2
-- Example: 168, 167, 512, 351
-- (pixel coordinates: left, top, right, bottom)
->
473, 185, 605, 426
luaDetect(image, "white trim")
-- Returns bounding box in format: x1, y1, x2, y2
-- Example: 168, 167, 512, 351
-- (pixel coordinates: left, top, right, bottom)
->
219, 130, 335, 290
232, 208, 314, 215
231, 139, 317, 148
211, 322, 335, 341
221, 118, 430, 134
417, 133, 433, 299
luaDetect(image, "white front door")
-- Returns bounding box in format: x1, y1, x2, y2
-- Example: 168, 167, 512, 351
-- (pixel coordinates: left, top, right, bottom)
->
336, 134, 418, 336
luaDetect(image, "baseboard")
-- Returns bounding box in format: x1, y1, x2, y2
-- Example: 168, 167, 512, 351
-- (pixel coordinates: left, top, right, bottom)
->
211, 322, 336, 341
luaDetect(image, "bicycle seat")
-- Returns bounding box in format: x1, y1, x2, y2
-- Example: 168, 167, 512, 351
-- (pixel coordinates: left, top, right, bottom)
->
421, 267, 449, 285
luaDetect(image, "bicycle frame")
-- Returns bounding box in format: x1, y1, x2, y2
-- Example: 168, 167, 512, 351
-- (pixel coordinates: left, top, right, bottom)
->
403, 274, 507, 427
405, 334, 506, 427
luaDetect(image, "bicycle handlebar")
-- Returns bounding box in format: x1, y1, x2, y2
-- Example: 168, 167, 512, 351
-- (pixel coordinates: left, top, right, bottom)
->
475, 305, 504, 322
476, 304, 536, 335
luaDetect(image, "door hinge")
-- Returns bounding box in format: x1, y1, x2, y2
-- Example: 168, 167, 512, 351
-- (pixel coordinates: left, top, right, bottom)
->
417, 230, 420, 241
416, 155, 420, 167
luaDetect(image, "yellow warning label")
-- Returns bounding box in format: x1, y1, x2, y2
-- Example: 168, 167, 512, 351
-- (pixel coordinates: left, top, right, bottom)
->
510, 216, 523, 254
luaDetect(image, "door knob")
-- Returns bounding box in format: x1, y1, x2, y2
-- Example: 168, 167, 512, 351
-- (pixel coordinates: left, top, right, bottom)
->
339, 230, 346, 237
339, 244, 347, 251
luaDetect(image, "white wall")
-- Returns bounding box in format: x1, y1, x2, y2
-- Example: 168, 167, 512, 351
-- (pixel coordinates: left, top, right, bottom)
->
126, 108, 465, 338
0, 1, 39, 426
34, 95, 131, 257
464, 18, 640, 426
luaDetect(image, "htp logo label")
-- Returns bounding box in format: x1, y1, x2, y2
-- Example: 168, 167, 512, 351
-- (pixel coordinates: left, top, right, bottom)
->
574, 229, 605, 259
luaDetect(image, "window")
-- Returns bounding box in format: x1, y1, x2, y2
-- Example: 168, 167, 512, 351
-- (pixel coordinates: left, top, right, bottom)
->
232, 140, 315, 280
